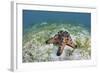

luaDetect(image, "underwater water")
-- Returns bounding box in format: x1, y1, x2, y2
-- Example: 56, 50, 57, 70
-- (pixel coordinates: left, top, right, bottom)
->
22, 10, 91, 62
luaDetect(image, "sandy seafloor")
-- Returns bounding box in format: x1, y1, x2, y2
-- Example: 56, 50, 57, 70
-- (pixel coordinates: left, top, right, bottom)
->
22, 22, 91, 62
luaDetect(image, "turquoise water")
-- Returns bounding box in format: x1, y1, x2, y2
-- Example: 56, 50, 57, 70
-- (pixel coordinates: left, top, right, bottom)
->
22, 10, 91, 62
